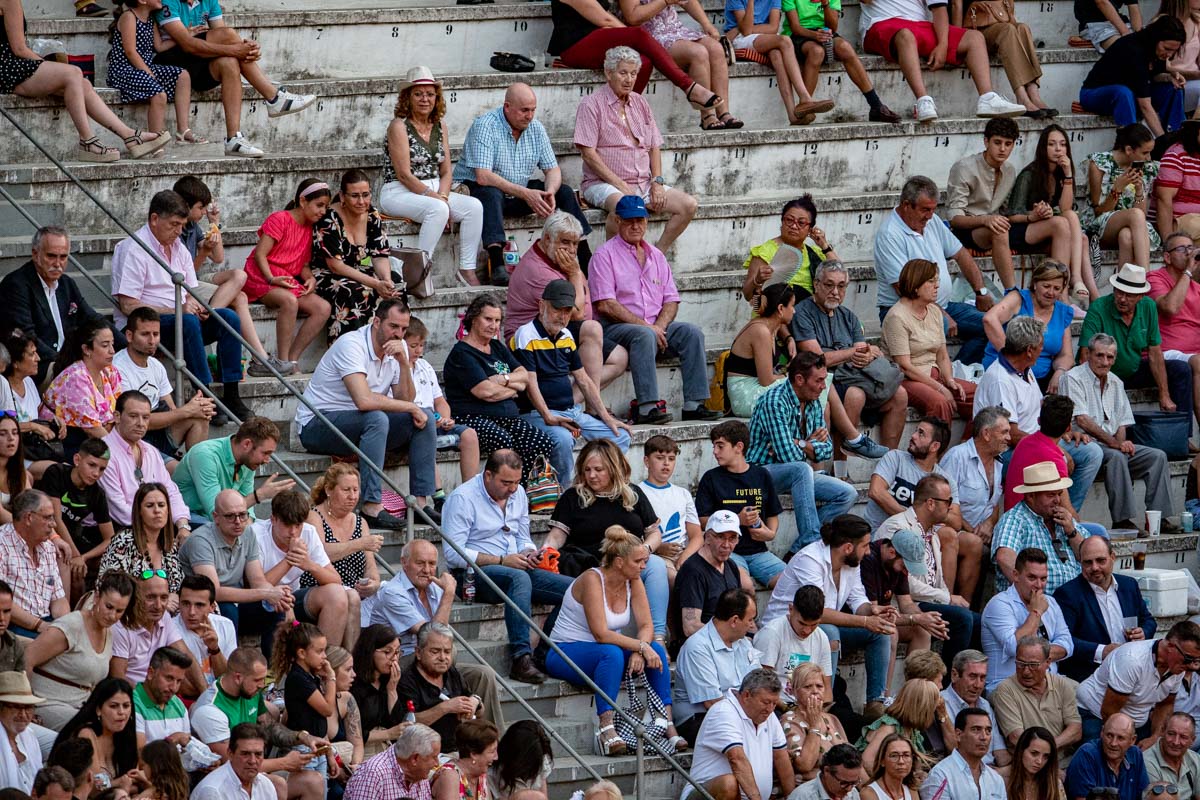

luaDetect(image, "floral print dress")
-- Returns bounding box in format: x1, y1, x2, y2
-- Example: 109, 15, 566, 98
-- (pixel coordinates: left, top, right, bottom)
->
1080, 151, 1162, 249
43, 362, 122, 430
311, 206, 400, 340
96, 529, 183, 593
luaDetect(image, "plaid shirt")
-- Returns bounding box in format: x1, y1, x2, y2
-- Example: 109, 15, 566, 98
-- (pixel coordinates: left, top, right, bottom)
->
0, 524, 64, 618
990, 500, 1083, 594
747, 379, 833, 465
343, 749, 433, 800
452, 107, 557, 187
1060, 364, 1134, 438
574, 84, 663, 195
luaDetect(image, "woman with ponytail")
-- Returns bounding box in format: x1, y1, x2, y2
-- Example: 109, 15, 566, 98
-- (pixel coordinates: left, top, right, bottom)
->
724, 283, 796, 417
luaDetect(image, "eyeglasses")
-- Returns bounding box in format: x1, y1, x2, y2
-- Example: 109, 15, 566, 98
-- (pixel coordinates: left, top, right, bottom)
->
220, 512, 250, 522
1167, 245, 1196, 255
1048, 534, 1070, 564
134, 467, 144, 484
0, 411, 17, 421
885, 752, 913, 761
928, 496, 953, 506
1171, 641, 1200, 665
139, 569, 168, 581
825, 772, 859, 788
818, 281, 848, 293
782, 216, 813, 228
1015, 660, 1044, 670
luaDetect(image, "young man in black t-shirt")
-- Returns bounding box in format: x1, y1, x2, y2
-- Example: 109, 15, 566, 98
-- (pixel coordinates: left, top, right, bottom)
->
695, 420, 786, 589
34, 438, 112, 601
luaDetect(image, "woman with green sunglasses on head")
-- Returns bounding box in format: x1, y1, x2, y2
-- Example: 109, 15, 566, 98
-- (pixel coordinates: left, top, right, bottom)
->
96, 483, 183, 613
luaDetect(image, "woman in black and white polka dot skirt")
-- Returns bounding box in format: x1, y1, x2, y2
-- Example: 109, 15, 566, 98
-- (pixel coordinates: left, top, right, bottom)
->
442, 293, 556, 486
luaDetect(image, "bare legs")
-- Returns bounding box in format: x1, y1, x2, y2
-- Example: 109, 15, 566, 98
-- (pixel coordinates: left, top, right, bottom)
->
256, 288, 332, 363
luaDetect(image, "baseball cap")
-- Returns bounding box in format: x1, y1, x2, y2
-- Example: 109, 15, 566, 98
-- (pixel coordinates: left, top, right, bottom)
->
704, 510, 741, 536
542, 279, 577, 309
614, 195, 649, 219
887, 529, 928, 576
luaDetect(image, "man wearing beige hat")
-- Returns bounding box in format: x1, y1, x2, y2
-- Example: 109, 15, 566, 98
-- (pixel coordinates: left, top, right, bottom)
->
0, 671, 45, 793
991, 461, 1089, 594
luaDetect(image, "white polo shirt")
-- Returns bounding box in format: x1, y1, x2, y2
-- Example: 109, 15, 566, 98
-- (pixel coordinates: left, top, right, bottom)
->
683, 689, 786, 800
192, 761, 276, 800
296, 324, 405, 432
1076, 639, 1185, 727
973, 356, 1041, 434
251, 518, 332, 592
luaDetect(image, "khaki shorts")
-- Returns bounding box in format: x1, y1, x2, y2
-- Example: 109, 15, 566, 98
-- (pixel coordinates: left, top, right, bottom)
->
192, 280, 219, 306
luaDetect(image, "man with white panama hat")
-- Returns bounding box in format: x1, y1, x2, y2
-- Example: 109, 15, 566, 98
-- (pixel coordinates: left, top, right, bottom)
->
0, 671, 45, 793
991, 461, 1089, 594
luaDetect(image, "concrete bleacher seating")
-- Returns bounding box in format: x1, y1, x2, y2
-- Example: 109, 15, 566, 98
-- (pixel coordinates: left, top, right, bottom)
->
1, 0, 1193, 792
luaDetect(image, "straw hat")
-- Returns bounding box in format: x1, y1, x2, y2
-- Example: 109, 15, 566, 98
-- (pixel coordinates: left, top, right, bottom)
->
1109, 263, 1151, 295
397, 66, 441, 93
0, 672, 44, 705
1013, 461, 1073, 495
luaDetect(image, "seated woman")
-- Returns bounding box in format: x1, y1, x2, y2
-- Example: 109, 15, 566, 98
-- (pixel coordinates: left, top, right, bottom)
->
1155, 118, 1200, 239
1006, 726, 1062, 800
860, 733, 920, 800
950, 0, 1053, 117
432, 720, 499, 800
304, 463, 381, 651
1078, 15, 1187, 137
726, 283, 795, 417
1164, 0, 1200, 114
326, 646, 364, 775
881, 259, 976, 425
0, 415, 30, 525
25, 571, 135, 730
742, 196, 838, 304
1082, 124, 1159, 271
2, 329, 59, 451
42, 320, 121, 459
780, 662, 848, 780
487, 720, 554, 800
615, 0, 740, 129
982, 261, 1077, 392
312, 169, 404, 342
856, 679, 951, 779
0, 672, 44, 793
442, 294, 555, 487
53, 678, 141, 792
1007, 125, 1098, 306
544, 526, 684, 756
96, 483, 183, 605
545, 440, 669, 643
242, 178, 334, 375
349, 624, 410, 755
378, 67, 483, 288
0, 0, 168, 162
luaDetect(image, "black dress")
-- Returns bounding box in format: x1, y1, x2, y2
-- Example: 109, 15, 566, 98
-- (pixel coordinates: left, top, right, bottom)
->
311, 206, 400, 341
0, 13, 42, 94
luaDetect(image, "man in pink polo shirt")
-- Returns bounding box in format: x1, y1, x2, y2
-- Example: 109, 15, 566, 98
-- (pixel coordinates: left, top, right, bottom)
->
111, 574, 206, 696
1148, 229, 1200, 429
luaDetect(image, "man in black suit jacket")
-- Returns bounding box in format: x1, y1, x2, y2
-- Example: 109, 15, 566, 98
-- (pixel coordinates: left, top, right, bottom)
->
0, 227, 106, 384
1053, 534, 1157, 683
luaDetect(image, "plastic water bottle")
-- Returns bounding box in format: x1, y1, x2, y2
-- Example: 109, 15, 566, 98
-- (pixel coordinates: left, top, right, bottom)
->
464, 568, 476, 602
503, 236, 520, 269
403, 700, 417, 724
822, 28, 835, 63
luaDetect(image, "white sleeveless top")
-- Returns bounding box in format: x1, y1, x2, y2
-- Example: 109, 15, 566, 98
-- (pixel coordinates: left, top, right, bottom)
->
552, 568, 631, 644
868, 781, 914, 800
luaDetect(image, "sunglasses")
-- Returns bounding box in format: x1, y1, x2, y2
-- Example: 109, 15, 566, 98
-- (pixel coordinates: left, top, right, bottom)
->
0, 411, 17, 421
1151, 787, 1180, 796
140, 569, 168, 581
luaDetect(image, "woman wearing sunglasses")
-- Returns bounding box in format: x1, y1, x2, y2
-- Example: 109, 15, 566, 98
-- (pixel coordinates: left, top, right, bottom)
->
96, 483, 183, 612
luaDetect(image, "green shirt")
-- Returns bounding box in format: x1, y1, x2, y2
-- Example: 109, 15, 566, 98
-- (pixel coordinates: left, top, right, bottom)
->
190, 679, 268, 745
133, 682, 188, 742
1077, 293, 1161, 379
780, 0, 840, 37
173, 436, 256, 520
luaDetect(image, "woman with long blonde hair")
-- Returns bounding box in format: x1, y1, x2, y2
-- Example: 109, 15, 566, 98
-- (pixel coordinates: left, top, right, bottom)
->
857, 679, 952, 777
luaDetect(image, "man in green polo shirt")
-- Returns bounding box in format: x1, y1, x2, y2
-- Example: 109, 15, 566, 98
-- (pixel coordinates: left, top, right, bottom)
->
173, 416, 294, 521
134, 646, 192, 744
1078, 264, 1192, 421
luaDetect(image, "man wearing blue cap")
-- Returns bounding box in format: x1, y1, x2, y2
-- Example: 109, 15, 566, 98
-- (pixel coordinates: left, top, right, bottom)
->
588, 195, 721, 425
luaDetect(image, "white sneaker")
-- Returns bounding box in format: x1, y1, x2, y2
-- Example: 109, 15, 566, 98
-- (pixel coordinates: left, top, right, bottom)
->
976, 91, 1026, 118
266, 88, 317, 118
225, 132, 264, 158
915, 95, 938, 123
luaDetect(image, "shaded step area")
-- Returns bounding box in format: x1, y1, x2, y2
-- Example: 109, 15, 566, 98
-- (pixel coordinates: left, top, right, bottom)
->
0, 50, 1102, 161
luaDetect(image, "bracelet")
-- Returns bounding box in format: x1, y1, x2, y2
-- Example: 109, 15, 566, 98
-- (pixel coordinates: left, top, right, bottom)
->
251, 489, 259, 504
821, 246, 833, 254
207, 646, 221, 655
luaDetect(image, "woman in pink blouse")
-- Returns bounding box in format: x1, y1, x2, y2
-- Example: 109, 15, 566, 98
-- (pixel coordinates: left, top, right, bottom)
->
243, 178, 334, 375
43, 319, 121, 459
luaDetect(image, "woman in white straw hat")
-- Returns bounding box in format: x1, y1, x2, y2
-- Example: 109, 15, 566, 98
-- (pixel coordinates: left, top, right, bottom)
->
0, 671, 45, 793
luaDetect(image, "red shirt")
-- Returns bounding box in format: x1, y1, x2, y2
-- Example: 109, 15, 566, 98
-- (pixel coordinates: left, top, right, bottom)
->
1147, 266, 1200, 354
1003, 431, 1067, 510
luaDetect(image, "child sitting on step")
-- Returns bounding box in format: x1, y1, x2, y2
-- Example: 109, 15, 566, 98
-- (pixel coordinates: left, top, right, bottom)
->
107, 0, 197, 145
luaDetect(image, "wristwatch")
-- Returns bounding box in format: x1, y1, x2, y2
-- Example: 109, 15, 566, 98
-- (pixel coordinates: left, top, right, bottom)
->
653, 176, 666, 185
976, 287, 989, 297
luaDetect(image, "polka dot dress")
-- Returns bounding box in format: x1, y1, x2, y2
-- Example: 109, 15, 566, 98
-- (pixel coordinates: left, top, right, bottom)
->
456, 413, 557, 486
301, 508, 367, 588
0, 17, 44, 95
107, 14, 183, 102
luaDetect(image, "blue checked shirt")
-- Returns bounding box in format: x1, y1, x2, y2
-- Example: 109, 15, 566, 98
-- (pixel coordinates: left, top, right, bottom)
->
990, 500, 1085, 594
452, 107, 558, 186
747, 379, 833, 465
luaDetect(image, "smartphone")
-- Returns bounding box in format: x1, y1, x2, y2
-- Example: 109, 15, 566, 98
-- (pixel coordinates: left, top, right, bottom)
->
1132, 161, 1147, 171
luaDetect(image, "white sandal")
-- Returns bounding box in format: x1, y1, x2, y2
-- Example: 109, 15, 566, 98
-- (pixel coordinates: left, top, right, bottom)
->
175, 128, 209, 144
595, 724, 627, 756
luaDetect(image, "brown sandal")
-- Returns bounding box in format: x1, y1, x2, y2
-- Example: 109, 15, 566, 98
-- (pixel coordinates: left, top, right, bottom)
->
78, 136, 119, 163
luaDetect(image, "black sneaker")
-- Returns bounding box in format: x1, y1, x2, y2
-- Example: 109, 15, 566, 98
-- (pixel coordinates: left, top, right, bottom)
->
682, 406, 724, 421
418, 505, 442, 525
630, 400, 672, 425
363, 509, 406, 531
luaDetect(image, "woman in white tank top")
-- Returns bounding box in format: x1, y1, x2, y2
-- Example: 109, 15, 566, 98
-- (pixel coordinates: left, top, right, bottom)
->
860, 734, 919, 800
544, 525, 686, 757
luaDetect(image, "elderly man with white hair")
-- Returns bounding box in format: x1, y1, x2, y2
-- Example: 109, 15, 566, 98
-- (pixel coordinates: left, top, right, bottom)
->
344, 723, 441, 800
574, 46, 699, 252
1060, 331, 1176, 533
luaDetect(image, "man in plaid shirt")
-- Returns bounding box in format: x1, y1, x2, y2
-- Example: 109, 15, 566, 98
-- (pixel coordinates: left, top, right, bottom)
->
747, 351, 857, 556
345, 724, 440, 800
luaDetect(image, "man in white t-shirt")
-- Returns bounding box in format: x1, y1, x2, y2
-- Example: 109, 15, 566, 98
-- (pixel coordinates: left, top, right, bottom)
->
972, 315, 1044, 446
753, 585, 832, 705
684, 669, 795, 800
251, 490, 349, 651
114, 306, 214, 459
173, 574, 235, 692
296, 299, 436, 531
638, 434, 702, 582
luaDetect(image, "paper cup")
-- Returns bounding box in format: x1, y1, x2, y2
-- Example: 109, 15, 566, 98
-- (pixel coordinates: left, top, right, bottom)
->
1146, 510, 1162, 536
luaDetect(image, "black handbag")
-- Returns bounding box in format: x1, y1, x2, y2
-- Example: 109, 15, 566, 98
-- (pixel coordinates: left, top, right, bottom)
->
22, 420, 65, 463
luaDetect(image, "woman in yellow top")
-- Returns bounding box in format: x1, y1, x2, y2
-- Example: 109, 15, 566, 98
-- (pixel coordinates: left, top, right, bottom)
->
742, 196, 839, 305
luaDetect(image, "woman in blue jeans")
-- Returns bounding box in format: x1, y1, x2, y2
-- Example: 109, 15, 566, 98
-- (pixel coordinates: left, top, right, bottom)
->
545, 526, 685, 756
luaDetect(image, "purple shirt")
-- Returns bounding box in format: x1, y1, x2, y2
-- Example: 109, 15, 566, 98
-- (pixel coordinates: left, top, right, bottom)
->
504, 242, 590, 338
113, 614, 184, 684
588, 235, 681, 323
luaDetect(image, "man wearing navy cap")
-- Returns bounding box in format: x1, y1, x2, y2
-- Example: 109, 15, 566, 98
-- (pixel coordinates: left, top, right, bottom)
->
588, 196, 721, 425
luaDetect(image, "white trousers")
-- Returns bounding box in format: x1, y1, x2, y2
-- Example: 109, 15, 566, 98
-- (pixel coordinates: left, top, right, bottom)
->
379, 178, 483, 272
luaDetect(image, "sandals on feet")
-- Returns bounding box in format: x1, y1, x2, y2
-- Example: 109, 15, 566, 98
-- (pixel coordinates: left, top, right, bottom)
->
719, 112, 744, 129
123, 129, 169, 159
595, 724, 627, 756
175, 128, 208, 144
78, 136, 119, 163
700, 110, 725, 130
685, 82, 722, 110
1072, 281, 1091, 309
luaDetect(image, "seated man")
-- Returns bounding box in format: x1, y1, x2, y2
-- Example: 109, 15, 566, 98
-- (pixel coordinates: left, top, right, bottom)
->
0, 580, 26, 672
111, 573, 206, 695
1144, 713, 1200, 800
111, 191, 250, 422
1064, 713, 1149, 800
793, 745, 862, 800
674, 512, 750, 639
191, 724, 278, 800
940, 651, 1010, 768
97, 391, 192, 534
1076, 620, 1200, 741
510, 280, 631, 483
752, 585, 833, 705
173, 574, 235, 690
941, 407, 1010, 554
972, 316, 1046, 449
113, 307, 213, 458
0, 490, 68, 638
993, 462, 1088, 594
675, 589, 762, 743
174, 415, 293, 523
947, 119, 1071, 292
133, 645, 192, 744
35, 439, 113, 598
441, 450, 573, 684
697, 421, 785, 588
990, 635, 1083, 752
793, 261, 908, 451
454, 84, 594, 283
1148, 231, 1200, 429
396, 623, 488, 754
1004, 395, 1103, 522
767, 514, 897, 718
1054, 535, 1156, 683
682, 668, 794, 800
874, 176, 995, 365
919, 708, 1007, 800
1074, 0, 1143, 51
588, 195, 719, 425
1061, 332, 1176, 533
153, 0, 314, 157
45, 739, 91, 800
574, 48, 696, 252
345, 724, 440, 800
746, 352, 858, 556
981, 547, 1072, 692
296, 298, 437, 530
32, 766, 75, 800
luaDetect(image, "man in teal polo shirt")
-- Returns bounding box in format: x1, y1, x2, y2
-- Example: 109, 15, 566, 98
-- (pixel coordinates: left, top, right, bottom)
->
1078, 264, 1192, 423
173, 417, 293, 521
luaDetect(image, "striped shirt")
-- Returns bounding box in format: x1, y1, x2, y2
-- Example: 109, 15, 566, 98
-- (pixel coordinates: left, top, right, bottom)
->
344, 748, 434, 800
509, 319, 582, 412
1157, 142, 1200, 217
574, 85, 663, 195
133, 682, 188, 742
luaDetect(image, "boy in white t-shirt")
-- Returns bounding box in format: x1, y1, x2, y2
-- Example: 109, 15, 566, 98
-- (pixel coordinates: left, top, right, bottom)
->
405, 317, 480, 508
753, 584, 833, 704
637, 434, 703, 585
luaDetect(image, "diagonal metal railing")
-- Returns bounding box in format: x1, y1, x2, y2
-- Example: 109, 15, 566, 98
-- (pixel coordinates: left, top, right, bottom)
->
1, 106, 714, 800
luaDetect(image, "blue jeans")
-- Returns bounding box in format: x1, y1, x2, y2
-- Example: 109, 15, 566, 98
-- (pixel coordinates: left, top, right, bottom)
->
822, 623, 891, 702
642, 554, 669, 637
299, 408, 437, 504
1061, 439, 1103, 512
546, 640, 672, 715
761, 461, 857, 555
464, 180, 593, 247
601, 321, 709, 407
471, 564, 574, 659
523, 406, 631, 484
1079, 83, 1185, 132
160, 309, 243, 385
917, 601, 980, 676
729, 551, 787, 587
